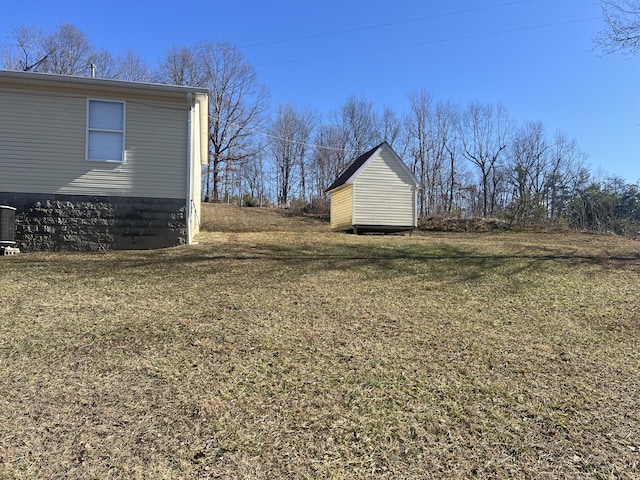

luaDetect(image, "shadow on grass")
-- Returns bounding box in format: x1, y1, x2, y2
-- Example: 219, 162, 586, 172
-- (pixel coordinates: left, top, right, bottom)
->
13, 239, 635, 292
244, 241, 640, 283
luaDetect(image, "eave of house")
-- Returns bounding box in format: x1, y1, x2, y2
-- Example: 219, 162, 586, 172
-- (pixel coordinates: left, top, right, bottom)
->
0, 70, 209, 99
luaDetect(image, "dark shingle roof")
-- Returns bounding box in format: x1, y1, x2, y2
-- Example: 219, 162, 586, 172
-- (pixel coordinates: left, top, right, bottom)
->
325, 142, 387, 193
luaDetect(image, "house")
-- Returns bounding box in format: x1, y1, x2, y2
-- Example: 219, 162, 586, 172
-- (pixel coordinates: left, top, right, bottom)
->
326, 141, 419, 233
0, 70, 208, 251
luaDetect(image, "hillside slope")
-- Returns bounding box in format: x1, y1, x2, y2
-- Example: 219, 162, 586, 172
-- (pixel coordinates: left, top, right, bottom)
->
1, 204, 639, 479
200, 203, 329, 234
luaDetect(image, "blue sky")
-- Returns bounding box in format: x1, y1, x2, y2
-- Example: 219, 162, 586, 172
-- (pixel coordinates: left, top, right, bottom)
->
2, 0, 639, 182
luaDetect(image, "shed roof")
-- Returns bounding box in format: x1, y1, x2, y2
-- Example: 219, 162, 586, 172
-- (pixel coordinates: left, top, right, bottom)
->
325, 143, 381, 193
325, 141, 418, 193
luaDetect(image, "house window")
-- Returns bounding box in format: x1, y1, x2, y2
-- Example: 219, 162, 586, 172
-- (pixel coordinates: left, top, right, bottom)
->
86, 99, 125, 162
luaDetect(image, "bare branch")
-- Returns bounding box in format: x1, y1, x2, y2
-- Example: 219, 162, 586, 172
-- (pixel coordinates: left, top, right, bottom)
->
596, 0, 640, 55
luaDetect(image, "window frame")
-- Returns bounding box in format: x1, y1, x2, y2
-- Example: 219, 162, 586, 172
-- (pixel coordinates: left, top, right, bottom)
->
86, 98, 126, 163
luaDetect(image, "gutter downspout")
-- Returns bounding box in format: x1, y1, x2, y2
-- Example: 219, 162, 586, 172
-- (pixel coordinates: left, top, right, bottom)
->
186, 92, 193, 245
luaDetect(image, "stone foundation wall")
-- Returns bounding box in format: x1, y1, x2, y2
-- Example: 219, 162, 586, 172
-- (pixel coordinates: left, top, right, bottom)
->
0, 193, 186, 251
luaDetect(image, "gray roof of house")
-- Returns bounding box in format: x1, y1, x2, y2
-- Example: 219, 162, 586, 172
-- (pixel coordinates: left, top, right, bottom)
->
0, 69, 209, 96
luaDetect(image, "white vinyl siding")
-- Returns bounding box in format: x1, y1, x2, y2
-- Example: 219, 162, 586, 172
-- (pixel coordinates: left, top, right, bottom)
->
329, 185, 353, 230
352, 149, 417, 227
0, 89, 188, 199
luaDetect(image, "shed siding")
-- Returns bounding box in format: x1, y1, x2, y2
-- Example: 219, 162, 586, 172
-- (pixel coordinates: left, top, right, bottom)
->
0, 88, 187, 199
330, 185, 353, 230
352, 149, 416, 227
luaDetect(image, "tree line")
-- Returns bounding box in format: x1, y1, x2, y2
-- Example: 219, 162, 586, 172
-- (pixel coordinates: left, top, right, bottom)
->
2, 21, 639, 237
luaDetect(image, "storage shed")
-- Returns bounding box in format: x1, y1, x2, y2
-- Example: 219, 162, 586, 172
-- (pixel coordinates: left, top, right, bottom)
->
326, 141, 419, 233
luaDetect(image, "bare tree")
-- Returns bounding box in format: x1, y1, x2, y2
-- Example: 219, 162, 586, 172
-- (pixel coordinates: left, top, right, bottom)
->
2, 25, 51, 72
459, 101, 511, 218
435, 101, 461, 216
271, 106, 296, 207
311, 124, 348, 199
405, 90, 460, 217
156, 46, 205, 86
270, 104, 316, 206
2, 23, 155, 81
110, 50, 153, 82
507, 121, 549, 224
200, 41, 270, 202
405, 89, 432, 216
159, 42, 269, 202
546, 132, 589, 220
86, 50, 117, 79
380, 106, 402, 147
505, 124, 592, 226
240, 145, 268, 206
597, 0, 640, 55
313, 96, 388, 198
333, 95, 380, 155
2, 23, 96, 75
42, 24, 94, 75
296, 108, 318, 204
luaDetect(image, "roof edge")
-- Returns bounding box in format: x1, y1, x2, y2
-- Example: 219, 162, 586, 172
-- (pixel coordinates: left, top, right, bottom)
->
326, 141, 419, 193
325, 142, 385, 193
0, 69, 209, 96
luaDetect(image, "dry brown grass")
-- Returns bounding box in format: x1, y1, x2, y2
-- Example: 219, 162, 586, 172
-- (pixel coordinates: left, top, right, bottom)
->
1, 203, 639, 479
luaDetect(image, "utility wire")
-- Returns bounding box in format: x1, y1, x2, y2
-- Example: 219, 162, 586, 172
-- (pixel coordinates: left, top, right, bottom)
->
240, 0, 535, 49
213, 117, 361, 153
254, 16, 602, 67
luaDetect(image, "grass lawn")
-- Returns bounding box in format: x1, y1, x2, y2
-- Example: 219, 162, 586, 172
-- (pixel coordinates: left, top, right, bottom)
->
1, 203, 639, 479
